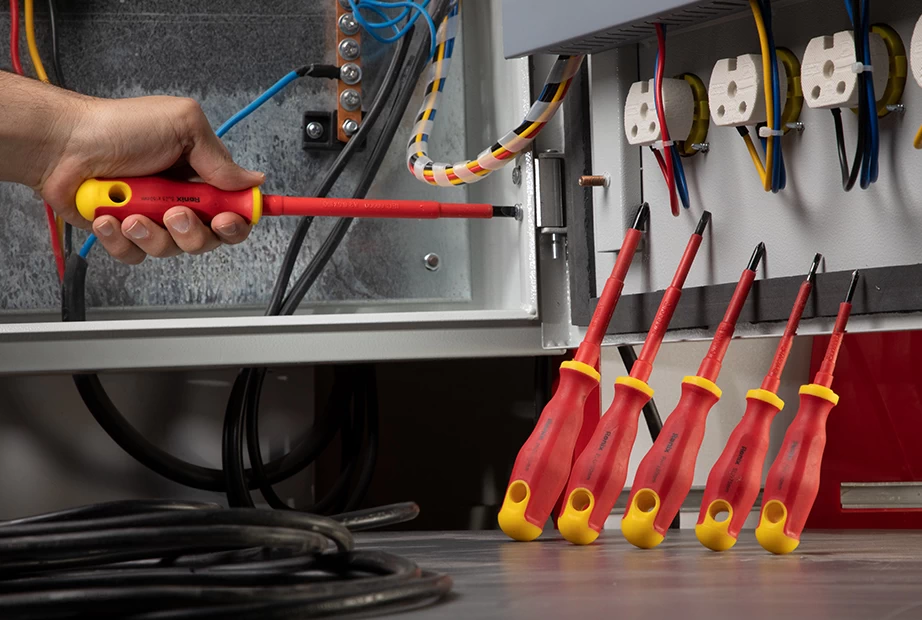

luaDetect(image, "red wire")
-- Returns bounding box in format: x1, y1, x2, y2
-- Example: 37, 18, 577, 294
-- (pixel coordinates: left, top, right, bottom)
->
9, 0, 23, 75
44, 203, 65, 281
654, 23, 678, 217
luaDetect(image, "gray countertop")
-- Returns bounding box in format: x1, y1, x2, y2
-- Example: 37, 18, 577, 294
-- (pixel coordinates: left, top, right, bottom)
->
358, 530, 922, 619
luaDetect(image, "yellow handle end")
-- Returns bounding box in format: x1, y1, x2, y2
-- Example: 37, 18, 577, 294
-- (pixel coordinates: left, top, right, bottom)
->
75, 179, 133, 222
498, 480, 544, 542
621, 488, 665, 549
695, 499, 738, 552
558, 488, 600, 545
755, 500, 801, 555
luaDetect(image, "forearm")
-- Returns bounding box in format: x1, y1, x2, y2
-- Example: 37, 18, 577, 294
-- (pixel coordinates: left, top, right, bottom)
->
0, 70, 86, 189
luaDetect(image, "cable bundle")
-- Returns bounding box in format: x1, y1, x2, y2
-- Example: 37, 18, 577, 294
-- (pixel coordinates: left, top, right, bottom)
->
742, 0, 788, 194
832, 0, 879, 191
348, 0, 437, 60
406, 0, 583, 187
0, 500, 451, 619
651, 23, 690, 217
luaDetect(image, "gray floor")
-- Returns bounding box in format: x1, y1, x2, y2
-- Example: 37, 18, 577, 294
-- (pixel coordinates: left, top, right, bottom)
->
359, 530, 922, 619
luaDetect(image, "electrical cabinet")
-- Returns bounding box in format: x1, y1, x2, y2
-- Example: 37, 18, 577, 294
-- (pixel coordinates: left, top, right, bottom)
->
3, 0, 922, 374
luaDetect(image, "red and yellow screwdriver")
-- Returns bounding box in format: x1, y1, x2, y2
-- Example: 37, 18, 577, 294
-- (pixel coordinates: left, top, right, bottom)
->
756, 270, 859, 555
695, 254, 821, 552
557, 211, 711, 545
498, 204, 650, 542
622, 242, 765, 549
74, 177, 520, 224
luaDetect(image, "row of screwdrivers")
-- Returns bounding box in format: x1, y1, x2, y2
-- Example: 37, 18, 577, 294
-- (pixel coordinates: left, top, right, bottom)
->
498, 204, 859, 554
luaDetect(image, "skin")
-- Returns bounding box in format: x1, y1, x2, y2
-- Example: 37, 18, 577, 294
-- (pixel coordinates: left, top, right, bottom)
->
0, 70, 264, 264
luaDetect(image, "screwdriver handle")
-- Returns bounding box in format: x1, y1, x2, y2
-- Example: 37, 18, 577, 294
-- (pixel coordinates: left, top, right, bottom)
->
695, 390, 784, 551
621, 376, 722, 548
498, 361, 601, 541
76, 178, 263, 225
756, 385, 839, 555
557, 377, 654, 545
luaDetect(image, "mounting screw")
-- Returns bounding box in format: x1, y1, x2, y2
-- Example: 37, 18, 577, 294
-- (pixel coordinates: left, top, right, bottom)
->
578, 173, 611, 188
305, 121, 324, 140
691, 142, 709, 153
886, 103, 906, 113
339, 38, 361, 61
340, 89, 361, 111
424, 253, 441, 271
511, 166, 521, 186
786, 121, 805, 132
340, 62, 362, 85
338, 12, 360, 36
342, 118, 359, 137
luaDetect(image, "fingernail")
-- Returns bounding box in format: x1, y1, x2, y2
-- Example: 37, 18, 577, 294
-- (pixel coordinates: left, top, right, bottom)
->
96, 220, 114, 237
165, 211, 191, 234
217, 221, 238, 237
126, 221, 149, 240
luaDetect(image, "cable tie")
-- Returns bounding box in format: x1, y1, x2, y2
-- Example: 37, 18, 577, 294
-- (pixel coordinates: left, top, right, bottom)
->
653, 140, 675, 149
758, 126, 785, 138
851, 62, 873, 74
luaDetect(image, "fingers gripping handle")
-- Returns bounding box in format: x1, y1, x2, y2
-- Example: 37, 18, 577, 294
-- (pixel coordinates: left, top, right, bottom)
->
498, 362, 601, 541
558, 377, 654, 545
756, 385, 839, 555
622, 377, 722, 549
695, 390, 784, 551
76, 178, 262, 225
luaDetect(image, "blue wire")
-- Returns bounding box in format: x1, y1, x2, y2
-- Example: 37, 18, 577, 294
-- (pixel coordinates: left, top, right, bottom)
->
349, 0, 437, 60
79, 234, 97, 258
863, 0, 879, 184
759, 0, 784, 192
216, 70, 301, 138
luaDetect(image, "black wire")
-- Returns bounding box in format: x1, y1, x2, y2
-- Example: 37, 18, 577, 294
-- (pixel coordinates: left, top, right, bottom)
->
0, 501, 450, 619
832, 0, 868, 192
44, 0, 73, 256
616, 346, 663, 440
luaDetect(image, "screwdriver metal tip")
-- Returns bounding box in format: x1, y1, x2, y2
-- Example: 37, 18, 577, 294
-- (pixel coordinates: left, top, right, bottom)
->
492, 205, 520, 218
747, 241, 766, 271
695, 211, 712, 236
631, 203, 651, 230
845, 270, 860, 303
807, 253, 822, 283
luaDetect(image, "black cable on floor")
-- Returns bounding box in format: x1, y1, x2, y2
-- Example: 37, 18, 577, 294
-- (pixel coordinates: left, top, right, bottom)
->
0, 500, 450, 619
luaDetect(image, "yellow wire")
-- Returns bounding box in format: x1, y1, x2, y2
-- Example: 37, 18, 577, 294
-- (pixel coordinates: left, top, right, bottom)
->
742, 133, 767, 181
914, 124, 922, 149
749, 0, 773, 192
25, 0, 50, 83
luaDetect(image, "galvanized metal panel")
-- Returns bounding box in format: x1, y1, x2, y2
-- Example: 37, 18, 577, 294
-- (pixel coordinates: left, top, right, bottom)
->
0, 0, 473, 312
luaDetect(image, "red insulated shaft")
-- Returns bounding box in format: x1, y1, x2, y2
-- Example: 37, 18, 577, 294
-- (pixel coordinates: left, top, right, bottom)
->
498, 204, 649, 542
262, 194, 494, 219
631, 212, 711, 383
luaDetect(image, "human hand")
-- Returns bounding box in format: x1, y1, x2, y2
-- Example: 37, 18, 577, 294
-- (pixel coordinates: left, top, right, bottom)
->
38, 95, 264, 264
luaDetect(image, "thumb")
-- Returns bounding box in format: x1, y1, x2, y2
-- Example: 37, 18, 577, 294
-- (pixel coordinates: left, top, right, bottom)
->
183, 109, 264, 191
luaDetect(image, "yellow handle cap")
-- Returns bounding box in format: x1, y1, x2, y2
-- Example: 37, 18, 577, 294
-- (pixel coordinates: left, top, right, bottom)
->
498, 480, 544, 542
695, 499, 738, 552
755, 500, 801, 555
75, 179, 133, 221
558, 488, 600, 545
621, 488, 665, 549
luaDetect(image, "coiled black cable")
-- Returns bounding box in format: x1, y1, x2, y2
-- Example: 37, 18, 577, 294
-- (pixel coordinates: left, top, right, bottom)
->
0, 500, 451, 619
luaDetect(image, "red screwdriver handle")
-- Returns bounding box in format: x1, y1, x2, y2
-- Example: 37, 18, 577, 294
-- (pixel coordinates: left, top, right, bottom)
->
76, 177, 262, 225
695, 389, 784, 551
558, 377, 654, 545
621, 377, 722, 548
756, 385, 839, 555
498, 362, 601, 541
